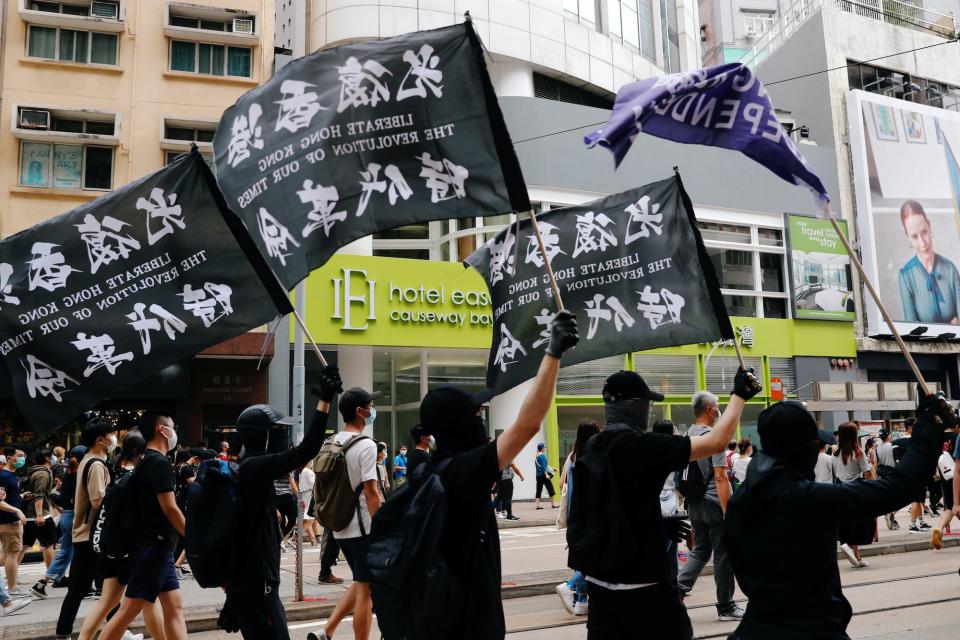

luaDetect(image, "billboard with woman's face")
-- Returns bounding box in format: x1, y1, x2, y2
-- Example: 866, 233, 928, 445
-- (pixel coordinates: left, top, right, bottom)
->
848, 90, 960, 335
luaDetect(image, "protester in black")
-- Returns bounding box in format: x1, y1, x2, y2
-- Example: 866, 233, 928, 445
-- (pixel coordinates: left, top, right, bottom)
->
406, 425, 432, 475
723, 396, 955, 640
567, 368, 760, 640
216, 365, 343, 640
99, 414, 187, 640
401, 309, 579, 640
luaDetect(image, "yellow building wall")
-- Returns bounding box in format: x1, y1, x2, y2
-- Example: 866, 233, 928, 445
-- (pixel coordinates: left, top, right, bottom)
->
0, 0, 274, 236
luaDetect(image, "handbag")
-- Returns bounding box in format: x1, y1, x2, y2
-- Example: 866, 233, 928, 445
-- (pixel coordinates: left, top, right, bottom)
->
556, 484, 568, 529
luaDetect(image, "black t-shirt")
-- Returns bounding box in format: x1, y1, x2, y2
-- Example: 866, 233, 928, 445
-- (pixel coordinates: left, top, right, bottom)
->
432, 441, 504, 640
406, 448, 431, 476
134, 449, 177, 549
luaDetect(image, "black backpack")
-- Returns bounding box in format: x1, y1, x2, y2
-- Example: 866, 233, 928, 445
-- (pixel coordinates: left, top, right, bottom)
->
677, 459, 709, 499
91, 466, 139, 560
184, 459, 245, 588
367, 459, 452, 640
566, 427, 637, 578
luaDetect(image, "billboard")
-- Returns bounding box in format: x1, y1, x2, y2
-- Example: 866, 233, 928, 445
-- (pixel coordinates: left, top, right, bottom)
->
848, 90, 960, 336
785, 214, 854, 321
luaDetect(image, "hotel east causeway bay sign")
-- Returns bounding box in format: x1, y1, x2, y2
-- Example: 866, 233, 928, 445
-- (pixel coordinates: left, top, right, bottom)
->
302, 254, 493, 348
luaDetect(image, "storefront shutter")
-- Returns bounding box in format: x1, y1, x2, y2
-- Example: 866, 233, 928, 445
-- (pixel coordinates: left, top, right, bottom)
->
634, 355, 699, 395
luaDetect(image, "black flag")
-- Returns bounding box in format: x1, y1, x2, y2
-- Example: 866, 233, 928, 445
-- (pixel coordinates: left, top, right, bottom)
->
466, 176, 733, 394
0, 150, 292, 434
213, 22, 530, 290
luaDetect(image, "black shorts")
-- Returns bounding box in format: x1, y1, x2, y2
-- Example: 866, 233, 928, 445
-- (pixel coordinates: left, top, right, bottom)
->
99, 555, 130, 585
124, 543, 179, 603
23, 518, 58, 547
587, 582, 692, 640
943, 479, 955, 511
536, 475, 556, 499
337, 536, 372, 583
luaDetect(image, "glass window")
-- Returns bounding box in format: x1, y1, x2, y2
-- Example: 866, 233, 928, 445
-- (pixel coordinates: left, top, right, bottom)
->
85, 120, 115, 135
83, 146, 113, 189
166, 127, 195, 141
53, 144, 83, 188
757, 228, 782, 246
52, 118, 84, 133
669, 404, 696, 433
171, 15, 199, 28
723, 294, 756, 317
557, 355, 626, 395
760, 253, 785, 292
90, 32, 117, 65
20, 142, 52, 187
705, 355, 763, 392
63, 3, 89, 15
170, 40, 196, 72
201, 19, 226, 31
227, 47, 251, 77
847, 63, 862, 91
196, 129, 215, 142
698, 222, 751, 244
199, 43, 225, 75
372, 248, 430, 260
373, 351, 393, 407
30, 1, 60, 11
375, 224, 429, 240
373, 410, 393, 460
557, 405, 605, 465
27, 26, 57, 59
427, 350, 487, 393
633, 355, 698, 395
394, 351, 422, 405
762, 297, 788, 319
395, 408, 419, 450
708, 247, 754, 290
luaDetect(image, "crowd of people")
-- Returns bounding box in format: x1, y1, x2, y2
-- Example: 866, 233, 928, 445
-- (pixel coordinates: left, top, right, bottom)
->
0, 304, 958, 640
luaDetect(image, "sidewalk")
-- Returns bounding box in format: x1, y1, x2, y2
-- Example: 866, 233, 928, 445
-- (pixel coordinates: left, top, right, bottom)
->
3, 505, 958, 640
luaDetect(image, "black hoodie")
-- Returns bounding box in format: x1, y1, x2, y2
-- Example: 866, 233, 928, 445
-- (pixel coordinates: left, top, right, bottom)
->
723, 417, 943, 640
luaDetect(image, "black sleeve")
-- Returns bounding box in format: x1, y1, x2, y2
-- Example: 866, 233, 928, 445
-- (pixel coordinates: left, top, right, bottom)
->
239, 410, 330, 482
648, 433, 693, 474
146, 457, 176, 495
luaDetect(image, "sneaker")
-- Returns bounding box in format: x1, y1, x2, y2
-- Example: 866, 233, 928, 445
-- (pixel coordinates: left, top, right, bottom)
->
6, 587, 29, 598
573, 599, 589, 615
919, 520, 932, 530
495, 512, 506, 519
933, 528, 944, 550
83, 589, 101, 600
506, 515, 520, 521
52, 577, 69, 588
1, 598, 31, 616
318, 574, 344, 585
122, 632, 144, 640
857, 559, 870, 568
718, 605, 746, 621
31, 580, 48, 599
890, 520, 900, 530
307, 631, 329, 640
908, 523, 923, 533
884, 513, 894, 530
555, 583, 575, 615
839, 543, 859, 568
175, 567, 187, 580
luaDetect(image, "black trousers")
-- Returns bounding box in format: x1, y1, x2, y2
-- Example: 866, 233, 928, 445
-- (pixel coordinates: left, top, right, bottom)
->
275, 493, 298, 538
587, 582, 692, 640
56, 540, 100, 636
236, 581, 290, 640
319, 529, 340, 577
498, 478, 515, 517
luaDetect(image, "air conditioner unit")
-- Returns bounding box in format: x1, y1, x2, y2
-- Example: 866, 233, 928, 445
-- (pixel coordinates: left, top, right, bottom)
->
19, 109, 50, 130
90, 1, 119, 19
232, 18, 254, 34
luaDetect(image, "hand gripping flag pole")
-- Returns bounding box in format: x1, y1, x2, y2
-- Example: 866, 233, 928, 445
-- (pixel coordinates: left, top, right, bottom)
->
827, 215, 930, 396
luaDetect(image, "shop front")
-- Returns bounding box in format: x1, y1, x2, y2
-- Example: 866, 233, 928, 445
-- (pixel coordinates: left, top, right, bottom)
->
294, 254, 859, 498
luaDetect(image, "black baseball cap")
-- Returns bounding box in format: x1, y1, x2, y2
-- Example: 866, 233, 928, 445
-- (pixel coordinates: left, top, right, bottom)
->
420, 385, 495, 432
338, 387, 382, 422
758, 401, 835, 449
237, 404, 297, 430
602, 371, 664, 402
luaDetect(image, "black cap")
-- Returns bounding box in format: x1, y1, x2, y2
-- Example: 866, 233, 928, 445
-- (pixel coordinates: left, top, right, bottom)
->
602, 371, 664, 402
338, 387, 382, 422
236, 404, 297, 430
758, 401, 835, 449
420, 385, 495, 432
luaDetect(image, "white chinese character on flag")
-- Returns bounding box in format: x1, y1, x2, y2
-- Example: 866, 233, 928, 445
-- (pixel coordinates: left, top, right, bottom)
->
636, 286, 685, 329
275, 80, 326, 133
397, 45, 443, 101
337, 57, 392, 113
417, 153, 468, 203
524, 223, 565, 268
28, 242, 79, 292
126, 302, 187, 355
0, 263, 20, 308
71, 332, 134, 377
180, 282, 234, 328
493, 324, 527, 372
624, 196, 663, 245
257, 208, 301, 266
298, 180, 347, 237
22, 354, 79, 402
137, 188, 184, 245
227, 103, 265, 168
572, 211, 617, 259
76, 214, 141, 274
532, 309, 555, 349
488, 226, 516, 286
356, 163, 413, 217
584, 293, 635, 340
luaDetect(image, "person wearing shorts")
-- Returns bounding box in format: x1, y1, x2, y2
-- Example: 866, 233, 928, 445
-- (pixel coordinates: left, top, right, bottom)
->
0, 446, 26, 594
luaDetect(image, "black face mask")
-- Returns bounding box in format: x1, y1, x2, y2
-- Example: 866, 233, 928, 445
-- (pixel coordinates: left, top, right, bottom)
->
435, 414, 487, 459
765, 439, 819, 480
266, 425, 290, 455
605, 398, 653, 432
238, 427, 269, 459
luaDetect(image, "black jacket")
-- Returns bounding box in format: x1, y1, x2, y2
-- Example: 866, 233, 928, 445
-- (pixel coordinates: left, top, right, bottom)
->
723, 420, 943, 640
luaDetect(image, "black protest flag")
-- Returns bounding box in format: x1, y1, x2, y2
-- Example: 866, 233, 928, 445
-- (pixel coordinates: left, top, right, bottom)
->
0, 150, 292, 435
212, 22, 530, 291
466, 175, 734, 394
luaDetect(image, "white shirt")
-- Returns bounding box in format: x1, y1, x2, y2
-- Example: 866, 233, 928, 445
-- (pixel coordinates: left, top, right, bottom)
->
814, 452, 834, 483
299, 467, 315, 496
732, 456, 751, 483
332, 431, 378, 540
832, 451, 870, 483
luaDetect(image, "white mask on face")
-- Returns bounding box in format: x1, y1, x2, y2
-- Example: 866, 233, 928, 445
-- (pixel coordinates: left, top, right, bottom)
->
106, 434, 118, 454
164, 425, 178, 450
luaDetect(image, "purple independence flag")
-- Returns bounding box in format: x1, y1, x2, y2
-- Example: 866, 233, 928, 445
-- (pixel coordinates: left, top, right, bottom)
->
585, 63, 831, 214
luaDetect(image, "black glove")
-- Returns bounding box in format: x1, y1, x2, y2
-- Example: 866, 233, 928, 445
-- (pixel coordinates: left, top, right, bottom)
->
312, 365, 343, 402
662, 512, 692, 544
731, 367, 762, 400
546, 309, 579, 358
917, 387, 958, 428
217, 592, 241, 633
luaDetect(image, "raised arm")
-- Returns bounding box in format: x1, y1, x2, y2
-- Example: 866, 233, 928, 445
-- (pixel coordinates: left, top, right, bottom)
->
688, 369, 761, 462
497, 311, 579, 469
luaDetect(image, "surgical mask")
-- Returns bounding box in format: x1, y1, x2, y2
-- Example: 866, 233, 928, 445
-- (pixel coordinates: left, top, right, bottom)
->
106, 434, 118, 454
14, 456, 25, 469
429, 436, 436, 448
365, 408, 377, 428
400, 449, 407, 456
164, 426, 178, 451
50, 456, 58, 466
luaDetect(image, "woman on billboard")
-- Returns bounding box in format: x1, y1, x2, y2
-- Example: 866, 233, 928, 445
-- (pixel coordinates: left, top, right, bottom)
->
898, 200, 960, 324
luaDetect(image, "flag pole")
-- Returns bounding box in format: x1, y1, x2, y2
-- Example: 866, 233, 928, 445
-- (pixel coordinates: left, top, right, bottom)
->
828, 217, 930, 396
292, 306, 330, 368
528, 209, 565, 311
731, 333, 747, 372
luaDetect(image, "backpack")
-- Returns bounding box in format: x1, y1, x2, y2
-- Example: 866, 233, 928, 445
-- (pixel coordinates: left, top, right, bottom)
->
184, 459, 245, 588
677, 459, 709, 499
90, 466, 139, 560
566, 428, 638, 578
366, 459, 452, 640
312, 433, 372, 532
